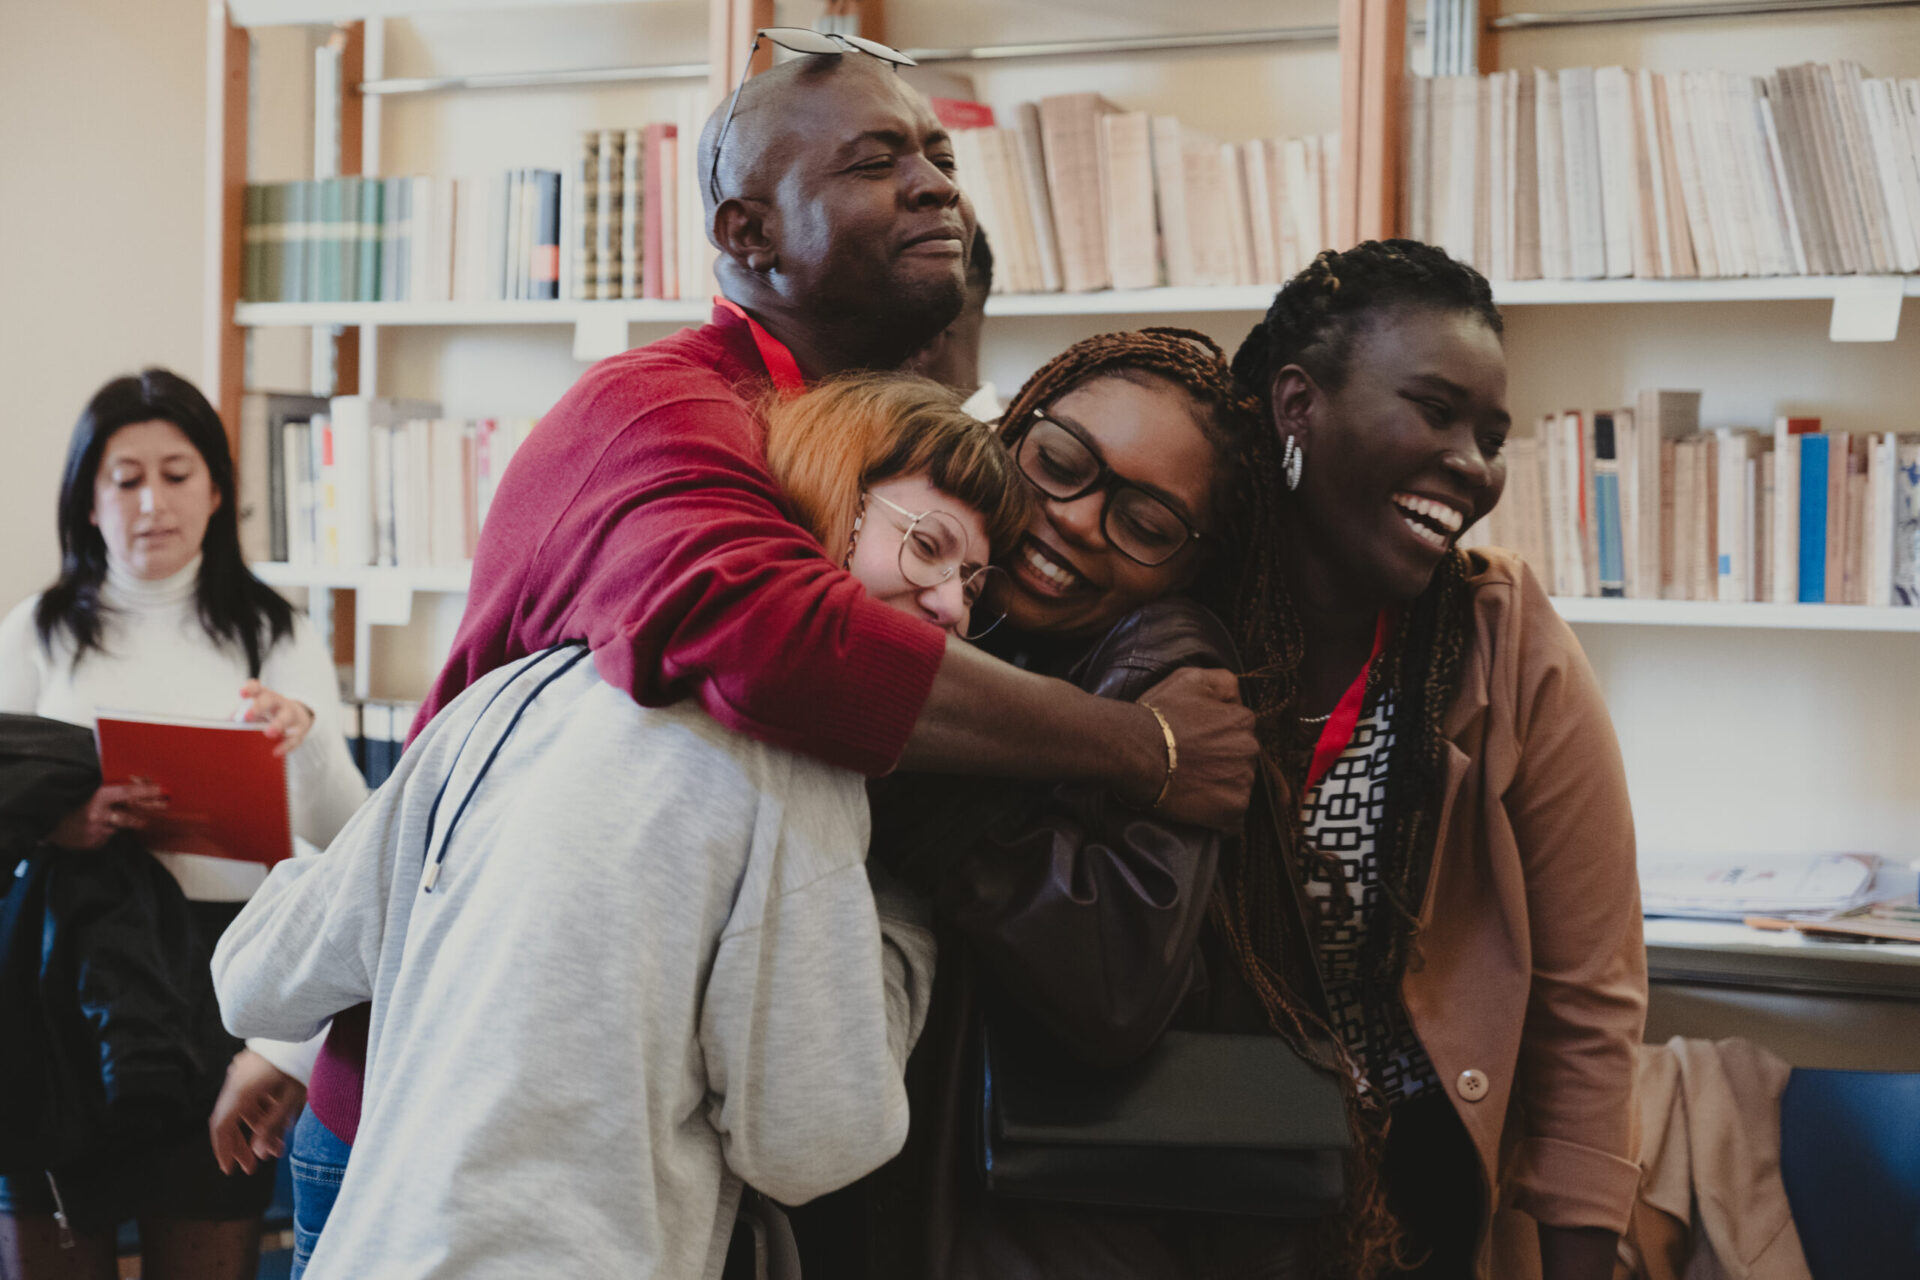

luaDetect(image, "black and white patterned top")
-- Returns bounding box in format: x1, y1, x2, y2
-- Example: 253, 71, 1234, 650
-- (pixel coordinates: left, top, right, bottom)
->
1298, 691, 1440, 1104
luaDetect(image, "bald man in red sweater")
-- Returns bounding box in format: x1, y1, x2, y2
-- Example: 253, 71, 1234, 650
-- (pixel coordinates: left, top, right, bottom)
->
259, 53, 1256, 1219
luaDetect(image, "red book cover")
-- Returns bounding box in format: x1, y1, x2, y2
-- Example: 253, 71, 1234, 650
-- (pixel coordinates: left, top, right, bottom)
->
95, 712, 292, 866
642, 123, 674, 300
930, 97, 996, 130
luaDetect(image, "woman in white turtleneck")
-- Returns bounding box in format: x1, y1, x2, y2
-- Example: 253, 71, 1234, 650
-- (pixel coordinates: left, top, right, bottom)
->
0, 369, 365, 1280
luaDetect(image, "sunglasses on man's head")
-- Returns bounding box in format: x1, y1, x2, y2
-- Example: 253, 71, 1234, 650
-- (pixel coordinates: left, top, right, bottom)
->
707, 27, 918, 204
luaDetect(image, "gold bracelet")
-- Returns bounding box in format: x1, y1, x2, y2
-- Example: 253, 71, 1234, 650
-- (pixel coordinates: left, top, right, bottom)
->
1140, 702, 1178, 810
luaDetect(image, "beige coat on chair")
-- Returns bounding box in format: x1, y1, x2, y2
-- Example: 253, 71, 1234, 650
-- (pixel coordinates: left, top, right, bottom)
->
1619, 1037, 1813, 1280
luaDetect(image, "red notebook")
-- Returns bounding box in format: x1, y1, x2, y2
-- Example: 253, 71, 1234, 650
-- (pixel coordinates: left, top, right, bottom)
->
94, 711, 293, 866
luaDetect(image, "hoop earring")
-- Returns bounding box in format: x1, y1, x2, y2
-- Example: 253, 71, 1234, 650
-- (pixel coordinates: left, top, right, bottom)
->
843, 493, 869, 568
1282, 437, 1304, 492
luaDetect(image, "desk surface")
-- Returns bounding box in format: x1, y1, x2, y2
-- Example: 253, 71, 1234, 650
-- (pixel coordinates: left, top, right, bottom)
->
1645, 918, 1920, 999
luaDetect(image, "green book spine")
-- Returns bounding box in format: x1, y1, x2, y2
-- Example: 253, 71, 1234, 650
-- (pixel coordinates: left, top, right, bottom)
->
358, 178, 383, 302
311, 180, 327, 304
264, 181, 286, 305
330, 177, 349, 305
326, 179, 344, 304
289, 181, 310, 304
339, 176, 360, 304
243, 184, 263, 301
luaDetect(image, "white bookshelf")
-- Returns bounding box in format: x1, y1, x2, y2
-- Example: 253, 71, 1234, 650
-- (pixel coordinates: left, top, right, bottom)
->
235, 299, 708, 327
217, 0, 1920, 877
233, 276, 1920, 329
251, 560, 1920, 636
227, 0, 656, 25
1550, 598, 1920, 632
251, 561, 473, 593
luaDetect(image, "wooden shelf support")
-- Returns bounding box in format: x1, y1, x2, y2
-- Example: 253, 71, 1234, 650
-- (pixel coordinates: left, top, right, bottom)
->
203, 1, 250, 451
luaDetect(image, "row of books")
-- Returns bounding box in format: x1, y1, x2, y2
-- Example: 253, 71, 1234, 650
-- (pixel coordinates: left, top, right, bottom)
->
1408, 63, 1920, 281
941, 94, 1338, 295
241, 96, 713, 305
1464, 395, 1920, 604
238, 392, 536, 570
343, 698, 423, 790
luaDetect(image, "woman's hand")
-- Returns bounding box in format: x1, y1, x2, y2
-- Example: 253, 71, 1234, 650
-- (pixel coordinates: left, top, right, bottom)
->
209, 1048, 307, 1175
1538, 1224, 1621, 1280
46, 780, 168, 849
239, 679, 316, 759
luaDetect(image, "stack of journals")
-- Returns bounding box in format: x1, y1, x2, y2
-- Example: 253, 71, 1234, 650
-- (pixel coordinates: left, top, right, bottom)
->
242, 97, 713, 305
239, 391, 538, 572
1462, 396, 1920, 605
1641, 852, 1895, 920
1406, 62, 1920, 280
936, 95, 1337, 295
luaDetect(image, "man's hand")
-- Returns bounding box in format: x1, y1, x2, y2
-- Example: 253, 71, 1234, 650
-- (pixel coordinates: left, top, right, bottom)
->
1129, 667, 1257, 831
209, 1049, 307, 1175
47, 780, 168, 850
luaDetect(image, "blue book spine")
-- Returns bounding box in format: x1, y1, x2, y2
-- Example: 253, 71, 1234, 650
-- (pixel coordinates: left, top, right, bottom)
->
1798, 435, 1829, 603
1594, 468, 1625, 596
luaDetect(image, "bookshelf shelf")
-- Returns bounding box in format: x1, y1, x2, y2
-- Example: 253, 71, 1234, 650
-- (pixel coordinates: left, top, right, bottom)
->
247, 562, 1920, 634
227, 0, 658, 27
1550, 597, 1920, 631
251, 561, 474, 594
233, 299, 710, 327
1495, 276, 1920, 305
233, 276, 1920, 329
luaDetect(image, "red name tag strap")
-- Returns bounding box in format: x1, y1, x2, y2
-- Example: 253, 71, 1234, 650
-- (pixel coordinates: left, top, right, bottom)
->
1304, 612, 1391, 795
714, 296, 806, 397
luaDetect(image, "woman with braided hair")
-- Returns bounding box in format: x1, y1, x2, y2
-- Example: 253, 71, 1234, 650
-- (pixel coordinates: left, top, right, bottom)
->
1224, 239, 1645, 1280
787, 327, 1326, 1280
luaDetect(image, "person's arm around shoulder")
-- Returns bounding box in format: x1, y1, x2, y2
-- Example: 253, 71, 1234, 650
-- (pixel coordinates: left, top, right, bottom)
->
1496, 558, 1646, 1279
543, 392, 1256, 830
945, 597, 1238, 1066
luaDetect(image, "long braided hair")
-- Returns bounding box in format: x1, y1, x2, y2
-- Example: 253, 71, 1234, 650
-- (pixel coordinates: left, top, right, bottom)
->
1004, 327, 1393, 1270
1226, 240, 1504, 1276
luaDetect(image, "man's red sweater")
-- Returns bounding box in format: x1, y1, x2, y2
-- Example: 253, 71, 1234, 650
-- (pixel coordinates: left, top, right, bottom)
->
306, 303, 948, 1141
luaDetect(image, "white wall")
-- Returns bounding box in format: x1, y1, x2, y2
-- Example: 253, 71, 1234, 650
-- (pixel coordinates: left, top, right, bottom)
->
0, 0, 209, 616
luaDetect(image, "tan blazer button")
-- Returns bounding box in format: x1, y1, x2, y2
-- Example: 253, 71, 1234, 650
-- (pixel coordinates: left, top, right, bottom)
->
1457, 1069, 1489, 1102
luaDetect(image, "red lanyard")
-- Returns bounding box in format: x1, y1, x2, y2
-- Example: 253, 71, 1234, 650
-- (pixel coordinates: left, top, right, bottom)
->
1304, 612, 1391, 794
713, 297, 806, 398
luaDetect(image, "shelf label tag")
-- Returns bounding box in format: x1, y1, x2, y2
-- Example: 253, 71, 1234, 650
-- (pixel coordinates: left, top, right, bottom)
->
1829, 278, 1903, 343
359, 576, 414, 628
573, 308, 629, 363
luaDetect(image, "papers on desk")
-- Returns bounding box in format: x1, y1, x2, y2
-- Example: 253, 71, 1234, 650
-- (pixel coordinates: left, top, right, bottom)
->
1640, 852, 1900, 921
1744, 898, 1920, 944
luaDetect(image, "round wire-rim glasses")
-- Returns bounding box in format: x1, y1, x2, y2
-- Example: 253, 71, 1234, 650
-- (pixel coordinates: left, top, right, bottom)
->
856, 490, 1007, 641
1012, 414, 1204, 568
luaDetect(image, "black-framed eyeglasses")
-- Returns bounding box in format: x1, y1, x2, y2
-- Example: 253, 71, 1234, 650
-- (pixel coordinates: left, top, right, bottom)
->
1012, 413, 1204, 568
707, 26, 918, 205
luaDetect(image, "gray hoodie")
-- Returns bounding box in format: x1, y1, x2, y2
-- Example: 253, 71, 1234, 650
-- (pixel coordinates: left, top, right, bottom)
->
214, 646, 934, 1280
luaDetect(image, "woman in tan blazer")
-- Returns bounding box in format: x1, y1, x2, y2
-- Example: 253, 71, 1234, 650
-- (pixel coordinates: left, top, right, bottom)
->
1225, 240, 1646, 1280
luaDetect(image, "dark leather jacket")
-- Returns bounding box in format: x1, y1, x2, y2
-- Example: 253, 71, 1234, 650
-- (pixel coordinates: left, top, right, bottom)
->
0, 714, 233, 1175
794, 597, 1309, 1280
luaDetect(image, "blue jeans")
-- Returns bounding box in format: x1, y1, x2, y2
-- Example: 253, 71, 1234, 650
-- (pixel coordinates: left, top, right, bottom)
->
288, 1106, 351, 1278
